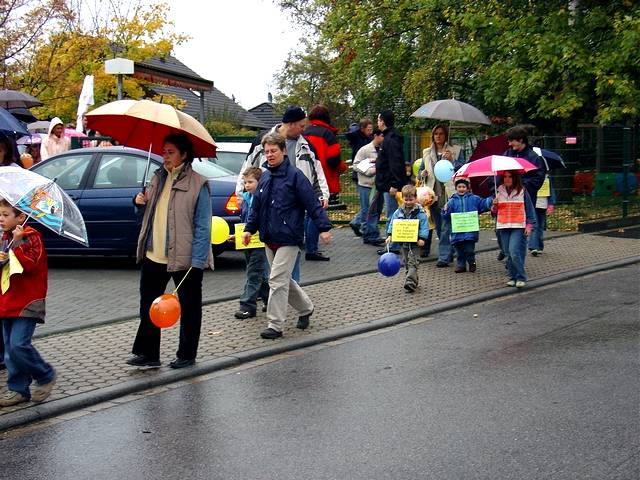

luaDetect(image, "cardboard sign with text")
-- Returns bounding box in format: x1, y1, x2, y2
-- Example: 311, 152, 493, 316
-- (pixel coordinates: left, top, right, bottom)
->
391, 219, 419, 242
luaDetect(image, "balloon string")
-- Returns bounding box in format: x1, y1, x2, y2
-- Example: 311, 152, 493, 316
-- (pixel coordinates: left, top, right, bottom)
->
172, 267, 192, 295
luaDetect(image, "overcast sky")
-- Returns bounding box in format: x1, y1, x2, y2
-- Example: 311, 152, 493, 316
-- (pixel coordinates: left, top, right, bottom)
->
168, 0, 305, 109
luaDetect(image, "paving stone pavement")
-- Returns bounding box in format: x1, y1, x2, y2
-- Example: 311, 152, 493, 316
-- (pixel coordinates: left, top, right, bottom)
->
0, 232, 638, 420
41, 226, 541, 336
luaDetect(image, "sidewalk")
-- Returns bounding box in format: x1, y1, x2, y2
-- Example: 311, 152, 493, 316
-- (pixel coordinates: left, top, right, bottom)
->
1, 230, 638, 430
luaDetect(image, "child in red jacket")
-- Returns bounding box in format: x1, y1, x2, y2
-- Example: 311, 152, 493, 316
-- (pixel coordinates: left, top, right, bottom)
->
0, 199, 56, 407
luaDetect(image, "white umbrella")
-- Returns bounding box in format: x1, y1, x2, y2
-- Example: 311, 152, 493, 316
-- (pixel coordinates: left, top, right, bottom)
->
27, 120, 50, 133
76, 75, 94, 131
411, 99, 491, 125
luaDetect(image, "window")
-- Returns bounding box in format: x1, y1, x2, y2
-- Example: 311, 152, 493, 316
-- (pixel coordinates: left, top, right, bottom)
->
93, 154, 148, 189
33, 154, 92, 189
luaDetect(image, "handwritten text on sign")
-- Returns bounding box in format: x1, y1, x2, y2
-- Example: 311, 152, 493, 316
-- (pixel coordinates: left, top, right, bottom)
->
391, 219, 419, 242
235, 223, 266, 250
451, 211, 480, 233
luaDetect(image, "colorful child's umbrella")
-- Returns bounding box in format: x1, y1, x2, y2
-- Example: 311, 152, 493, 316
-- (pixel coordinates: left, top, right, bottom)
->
0, 166, 88, 246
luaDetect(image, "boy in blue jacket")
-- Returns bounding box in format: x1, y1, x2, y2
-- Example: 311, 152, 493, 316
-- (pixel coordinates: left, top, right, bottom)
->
234, 167, 270, 319
386, 184, 429, 292
442, 178, 493, 273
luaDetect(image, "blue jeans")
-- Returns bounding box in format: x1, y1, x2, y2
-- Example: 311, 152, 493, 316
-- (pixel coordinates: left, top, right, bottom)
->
384, 191, 398, 232
431, 204, 453, 263
349, 185, 371, 233
497, 228, 528, 281
362, 189, 384, 242
304, 216, 320, 254
529, 209, 547, 251
2, 317, 55, 398
453, 240, 476, 268
239, 249, 270, 313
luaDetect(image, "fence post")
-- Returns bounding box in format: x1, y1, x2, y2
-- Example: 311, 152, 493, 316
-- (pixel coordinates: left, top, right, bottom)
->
622, 127, 631, 218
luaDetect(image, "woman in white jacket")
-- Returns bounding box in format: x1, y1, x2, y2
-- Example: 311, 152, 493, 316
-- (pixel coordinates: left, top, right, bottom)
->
40, 117, 70, 161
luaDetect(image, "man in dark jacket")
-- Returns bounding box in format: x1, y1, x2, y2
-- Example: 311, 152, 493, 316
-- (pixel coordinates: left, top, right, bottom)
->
243, 132, 332, 340
374, 110, 408, 254
503, 126, 546, 205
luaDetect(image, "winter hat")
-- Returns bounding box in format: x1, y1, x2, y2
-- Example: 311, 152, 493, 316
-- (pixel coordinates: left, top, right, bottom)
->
282, 106, 306, 124
454, 177, 470, 187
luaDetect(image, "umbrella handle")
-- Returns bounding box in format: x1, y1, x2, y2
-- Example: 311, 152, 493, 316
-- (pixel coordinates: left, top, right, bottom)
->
3, 217, 29, 252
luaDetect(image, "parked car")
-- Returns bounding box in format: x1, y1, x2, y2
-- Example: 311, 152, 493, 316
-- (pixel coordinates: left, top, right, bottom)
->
206, 142, 252, 174
29, 146, 240, 257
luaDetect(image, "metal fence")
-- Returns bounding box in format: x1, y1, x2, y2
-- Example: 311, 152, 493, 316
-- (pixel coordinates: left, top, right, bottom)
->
331, 126, 639, 231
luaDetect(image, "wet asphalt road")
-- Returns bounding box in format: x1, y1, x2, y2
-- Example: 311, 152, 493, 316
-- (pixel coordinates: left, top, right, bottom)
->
1, 265, 638, 479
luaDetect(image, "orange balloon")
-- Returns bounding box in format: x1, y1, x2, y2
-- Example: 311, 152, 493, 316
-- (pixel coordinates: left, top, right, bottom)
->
149, 293, 181, 328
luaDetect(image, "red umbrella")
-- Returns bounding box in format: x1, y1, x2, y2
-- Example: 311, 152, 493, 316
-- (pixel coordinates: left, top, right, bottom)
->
456, 155, 538, 178
85, 99, 216, 157
469, 134, 508, 161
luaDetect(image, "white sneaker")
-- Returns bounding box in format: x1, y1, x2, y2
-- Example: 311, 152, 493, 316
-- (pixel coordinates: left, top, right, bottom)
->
530, 249, 541, 256
506, 280, 516, 287
0, 390, 29, 407
515, 281, 526, 288
31, 376, 56, 403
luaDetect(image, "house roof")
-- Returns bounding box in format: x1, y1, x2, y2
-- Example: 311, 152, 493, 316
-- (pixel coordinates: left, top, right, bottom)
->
248, 102, 281, 128
135, 55, 267, 129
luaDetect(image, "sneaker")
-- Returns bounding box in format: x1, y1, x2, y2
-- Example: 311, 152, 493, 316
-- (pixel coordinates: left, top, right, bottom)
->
126, 355, 161, 368
506, 280, 516, 287
234, 309, 256, 319
468, 262, 477, 272
260, 327, 282, 339
262, 303, 268, 312
349, 224, 363, 237
497, 252, 506, 261
515, 281, 526, 288
31, 376, 57, 403
0, 390, 29, 407
530, 249, 541, 257
454, 266, 466, 273
297, 309, 313, 330
305, 252, 330, 261
404, 282, 416, 292
436, 261, 449, 268
169, 358, 195, 369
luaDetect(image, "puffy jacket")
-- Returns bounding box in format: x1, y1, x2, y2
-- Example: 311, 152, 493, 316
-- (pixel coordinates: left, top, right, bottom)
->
304, 119, 346, 194
376, 127, 407, 192
245, 157, 332, 247
386, 204, 430, 243
235, 125, 329, 200
442, 192, 493, 243
0, 227, 47, 322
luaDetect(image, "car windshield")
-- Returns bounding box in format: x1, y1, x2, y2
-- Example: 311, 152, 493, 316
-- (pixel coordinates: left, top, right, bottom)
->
210, 151, 247, 174
192, 158, 235, 178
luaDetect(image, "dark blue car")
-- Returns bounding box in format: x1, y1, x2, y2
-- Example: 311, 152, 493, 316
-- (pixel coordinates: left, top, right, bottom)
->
30, 146, 240, 256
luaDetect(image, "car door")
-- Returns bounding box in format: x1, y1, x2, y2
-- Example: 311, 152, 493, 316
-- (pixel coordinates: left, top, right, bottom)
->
30, 151, 93, 252
77, 152, 155, 254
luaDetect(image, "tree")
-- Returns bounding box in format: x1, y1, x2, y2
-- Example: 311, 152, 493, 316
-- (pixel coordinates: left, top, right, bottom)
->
0, 0, 74, 87
276, 0, 640, 130
11, 0, 188, 123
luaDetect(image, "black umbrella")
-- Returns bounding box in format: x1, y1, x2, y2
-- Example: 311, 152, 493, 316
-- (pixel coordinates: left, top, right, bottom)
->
532, 147, 566, 170
0, 107, 29, 137
0, 89, 43, 109
8, 107, 37, 123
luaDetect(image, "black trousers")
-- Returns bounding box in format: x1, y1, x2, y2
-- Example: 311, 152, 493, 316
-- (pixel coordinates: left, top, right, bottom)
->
132, 259, 204, 362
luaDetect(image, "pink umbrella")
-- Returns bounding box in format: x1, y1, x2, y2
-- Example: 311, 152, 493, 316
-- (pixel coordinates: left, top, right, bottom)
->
455, 155, 538, 178
64, 129, 86, 138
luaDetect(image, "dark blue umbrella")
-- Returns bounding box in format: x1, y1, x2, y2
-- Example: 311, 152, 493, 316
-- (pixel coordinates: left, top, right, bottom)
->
532, 147, 565, 170
0, 106, 29, 138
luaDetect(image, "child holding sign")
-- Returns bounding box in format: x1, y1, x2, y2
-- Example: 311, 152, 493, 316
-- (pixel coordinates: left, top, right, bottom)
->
491, 171, 537, 288
233, 167, 270, 319
442, 178, 493, 273
386, 185, 429, 292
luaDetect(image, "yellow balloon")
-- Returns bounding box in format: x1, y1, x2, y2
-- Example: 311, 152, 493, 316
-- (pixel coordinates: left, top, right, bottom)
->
210, 216, 230, 245
412, 159, 422, 178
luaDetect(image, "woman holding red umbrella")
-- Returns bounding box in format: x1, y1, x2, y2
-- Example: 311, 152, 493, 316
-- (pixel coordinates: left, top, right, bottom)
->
491, 171, 536, 288
127, 133, 212, 369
